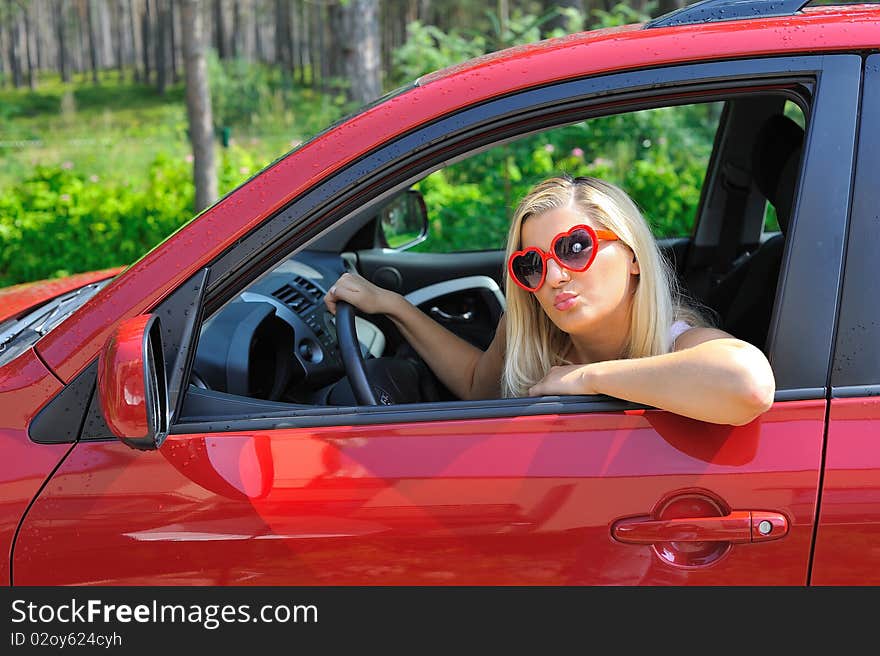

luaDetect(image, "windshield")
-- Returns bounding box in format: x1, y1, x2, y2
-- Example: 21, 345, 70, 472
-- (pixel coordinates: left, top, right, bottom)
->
0, 279, 112, 368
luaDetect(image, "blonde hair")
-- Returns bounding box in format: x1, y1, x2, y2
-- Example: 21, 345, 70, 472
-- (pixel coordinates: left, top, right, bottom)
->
501, 175, 710, 398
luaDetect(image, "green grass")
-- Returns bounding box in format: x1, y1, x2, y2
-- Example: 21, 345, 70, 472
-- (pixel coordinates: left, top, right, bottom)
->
0, 68, 346, 192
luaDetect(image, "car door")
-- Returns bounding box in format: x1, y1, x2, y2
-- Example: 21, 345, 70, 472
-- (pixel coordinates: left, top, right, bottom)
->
13, 55, 860, 585
810, 54, 880, 585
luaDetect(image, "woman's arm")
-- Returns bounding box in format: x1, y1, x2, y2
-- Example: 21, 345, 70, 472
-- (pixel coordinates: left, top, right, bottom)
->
528, 327, 776, 425
325, 272, 504, 400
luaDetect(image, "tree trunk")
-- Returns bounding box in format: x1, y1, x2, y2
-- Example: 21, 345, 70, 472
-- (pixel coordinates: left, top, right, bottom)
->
98, 0, 112, 66
33, 0, 44, 72
293, 0, 304, 84
0, 27, 5, 87
21, 1, 36, 89
77, 3, 87, 78
315, 0, 326, 90
542, 0, 583, 36
7, 8, 22, 88
55, 0, 70, 82
231, 0, 240, 58
113, 1, 124, 80
327, 2, 342, 83
273, 0, 282, 65
340, 0, 381, 107
180, 0, 217, 213
170, 0, 178, 82
156, 0, 168, 93
656, 0, 686, 18
85, 0, 99, 83
128, 0, 140, 81
309, 0, 321, 89
141, 0, 151, 83
273, 0, 291, 69
253, 0, 264, 62
213, 0, 226, 59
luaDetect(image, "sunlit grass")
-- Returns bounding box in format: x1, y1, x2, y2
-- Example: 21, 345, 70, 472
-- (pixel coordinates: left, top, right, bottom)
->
0, 68, 342, 191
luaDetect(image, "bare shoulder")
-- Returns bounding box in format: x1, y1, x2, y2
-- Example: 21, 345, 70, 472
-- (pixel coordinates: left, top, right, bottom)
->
489, 313, 507, 354
672, 326, 741, 352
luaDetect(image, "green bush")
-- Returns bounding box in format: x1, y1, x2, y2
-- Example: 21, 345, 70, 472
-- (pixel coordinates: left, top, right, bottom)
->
413, 103, 721, 253
208, 53, 349, 137
0, 147, 264, 287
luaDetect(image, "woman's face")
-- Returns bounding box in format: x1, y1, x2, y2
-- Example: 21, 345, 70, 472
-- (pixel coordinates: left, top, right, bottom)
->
519, 206, 640, 335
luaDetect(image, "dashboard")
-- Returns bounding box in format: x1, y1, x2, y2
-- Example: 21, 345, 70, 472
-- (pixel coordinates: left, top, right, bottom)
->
191, 251, 385, 403
189, 249, 506, 408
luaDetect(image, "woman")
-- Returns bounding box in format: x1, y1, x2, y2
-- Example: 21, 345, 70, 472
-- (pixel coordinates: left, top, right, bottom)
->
324, 175, 775, 425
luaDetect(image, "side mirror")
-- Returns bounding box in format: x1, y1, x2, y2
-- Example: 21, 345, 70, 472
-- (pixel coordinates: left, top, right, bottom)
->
97, 314, 168, 451
378, 188, 429, 250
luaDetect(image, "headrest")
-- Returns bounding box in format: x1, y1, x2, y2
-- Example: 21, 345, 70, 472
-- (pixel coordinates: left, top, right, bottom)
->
751, 114, 804, 236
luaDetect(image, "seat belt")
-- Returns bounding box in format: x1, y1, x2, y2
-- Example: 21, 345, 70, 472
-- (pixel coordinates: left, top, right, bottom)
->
710, 162, 752, 288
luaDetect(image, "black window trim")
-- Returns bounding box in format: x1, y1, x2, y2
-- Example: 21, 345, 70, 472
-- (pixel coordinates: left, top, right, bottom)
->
172, 387, 829, 435
157, 54, 859, 435
830, 54, 879, 391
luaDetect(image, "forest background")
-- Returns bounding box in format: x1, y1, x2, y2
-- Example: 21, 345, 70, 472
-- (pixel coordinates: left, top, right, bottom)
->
0, 0, 799, 287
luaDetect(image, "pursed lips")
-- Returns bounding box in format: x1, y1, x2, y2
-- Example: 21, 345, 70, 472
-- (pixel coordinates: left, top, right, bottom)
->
553, 291, 578, 310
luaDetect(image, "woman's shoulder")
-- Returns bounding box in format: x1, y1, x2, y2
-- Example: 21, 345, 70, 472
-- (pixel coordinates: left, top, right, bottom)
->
669, 320, 694, 349
670, 320, 693, 345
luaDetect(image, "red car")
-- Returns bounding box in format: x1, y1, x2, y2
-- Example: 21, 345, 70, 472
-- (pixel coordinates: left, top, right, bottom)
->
2, 0, 878, 585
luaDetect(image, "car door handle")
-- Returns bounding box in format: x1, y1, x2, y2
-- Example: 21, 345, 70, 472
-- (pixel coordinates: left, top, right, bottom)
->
429, 306, 474, 323
612, 511, 788, 544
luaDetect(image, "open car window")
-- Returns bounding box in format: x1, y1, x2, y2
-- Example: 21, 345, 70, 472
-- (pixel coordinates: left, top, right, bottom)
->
178, 82, 812, 427
411, 102, 725, 254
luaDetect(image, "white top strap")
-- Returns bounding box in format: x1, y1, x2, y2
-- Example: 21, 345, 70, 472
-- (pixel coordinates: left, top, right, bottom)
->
670, 320, 692, 347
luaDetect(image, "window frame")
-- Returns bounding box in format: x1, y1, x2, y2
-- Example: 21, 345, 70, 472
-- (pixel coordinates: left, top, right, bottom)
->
148, 55, 860, 435
831, 54, 880, 396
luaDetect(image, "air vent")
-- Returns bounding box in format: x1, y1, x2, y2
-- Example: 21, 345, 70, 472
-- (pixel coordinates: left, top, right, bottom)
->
272, 277, 325, 312
273, 284, 312, 312
292, 276, 325, 302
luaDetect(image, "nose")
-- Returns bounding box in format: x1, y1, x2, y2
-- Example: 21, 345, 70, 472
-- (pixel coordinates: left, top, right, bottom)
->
544, 256, 571, 287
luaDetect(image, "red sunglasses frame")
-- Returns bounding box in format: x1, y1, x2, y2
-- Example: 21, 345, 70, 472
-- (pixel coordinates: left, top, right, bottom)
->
507, 224, 619, 292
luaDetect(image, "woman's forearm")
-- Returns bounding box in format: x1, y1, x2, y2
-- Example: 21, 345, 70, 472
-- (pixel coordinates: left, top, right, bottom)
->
588, 339, 776, 425
384, 294, 496, 400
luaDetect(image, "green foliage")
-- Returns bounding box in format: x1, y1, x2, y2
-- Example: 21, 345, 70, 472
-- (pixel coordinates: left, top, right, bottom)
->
589, 2, 657, 28
413, 102, 722, 253
208, 53, 349, 134
392, 6, 589, 86
392, 21, 486, 83
0, 146, 264, 287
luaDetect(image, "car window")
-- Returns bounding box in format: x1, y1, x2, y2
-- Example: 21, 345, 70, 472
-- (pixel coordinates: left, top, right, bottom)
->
762, 100, 806, 234
410, 102, 724, 253
185, 90, 808, 418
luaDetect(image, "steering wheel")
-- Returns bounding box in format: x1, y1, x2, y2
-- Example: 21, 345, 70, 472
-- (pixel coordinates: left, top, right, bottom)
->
334, 301, 378, 405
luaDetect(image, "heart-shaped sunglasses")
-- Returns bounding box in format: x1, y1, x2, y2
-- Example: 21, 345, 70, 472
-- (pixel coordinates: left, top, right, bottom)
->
508, 224, 619, 292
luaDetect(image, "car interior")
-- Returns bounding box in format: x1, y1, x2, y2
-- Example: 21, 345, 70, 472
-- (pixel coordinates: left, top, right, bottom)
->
179, 91, 807, 420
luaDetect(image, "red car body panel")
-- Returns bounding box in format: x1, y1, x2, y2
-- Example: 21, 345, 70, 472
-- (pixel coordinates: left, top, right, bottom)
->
0, 267, 123, 323
15, 401, 824, 585
33, 5, 880, 385
810, 397, 880, 585
0, 349, 70, 586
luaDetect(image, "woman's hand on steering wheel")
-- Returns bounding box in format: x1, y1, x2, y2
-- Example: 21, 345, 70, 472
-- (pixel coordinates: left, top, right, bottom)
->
324, 271, 398, 317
